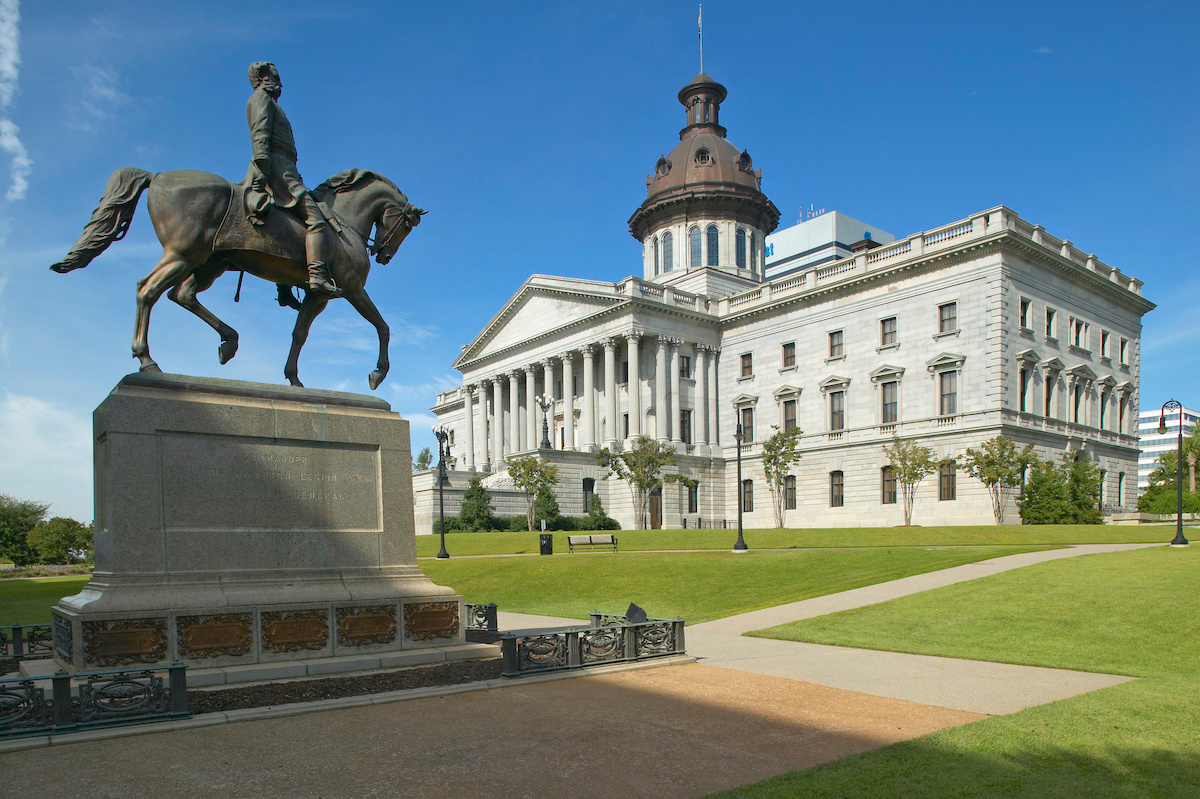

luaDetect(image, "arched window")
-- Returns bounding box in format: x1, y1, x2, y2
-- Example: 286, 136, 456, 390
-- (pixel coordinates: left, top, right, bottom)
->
653, 236, 660, 275
706, 225, 719, 266
750, 233, 757, 273
662, 231, 673, 272
689, 227, 701, 268
736, 228, 746, 269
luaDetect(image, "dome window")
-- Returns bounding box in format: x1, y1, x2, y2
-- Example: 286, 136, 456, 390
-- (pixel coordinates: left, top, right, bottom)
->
739, 150, 753, 172
694, 149, 712, 166
689, 226, 702, 268
655, 156, 672, 177
706, 225, 719, 266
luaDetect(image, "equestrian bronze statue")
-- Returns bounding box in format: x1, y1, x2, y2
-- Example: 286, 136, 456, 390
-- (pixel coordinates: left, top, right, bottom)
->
50, 62, 424, 391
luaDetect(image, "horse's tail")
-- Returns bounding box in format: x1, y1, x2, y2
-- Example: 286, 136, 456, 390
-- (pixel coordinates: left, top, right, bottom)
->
50, 167, 156, 274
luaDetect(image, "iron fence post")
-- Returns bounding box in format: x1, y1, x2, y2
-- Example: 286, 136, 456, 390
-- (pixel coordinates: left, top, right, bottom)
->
51, 670, 74, 730
674, 617, 686, 656
500, 636, 517, 676
12, 624, 23, 658
168, 661, 189, 716
485, 603, 498, 632
567, 630, 581, 667
624, 624, 637, 661
589, 610, 602, 628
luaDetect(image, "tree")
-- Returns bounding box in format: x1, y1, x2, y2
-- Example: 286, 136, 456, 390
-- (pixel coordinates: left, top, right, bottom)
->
962, 436, 1037, 525
587, 494, 620, 531
534, 487, 560, 529
506, 455, 559, 532
26, 517, 93, 565
761, 425, 803, 528
0, 494, 50, 567
413, 447, 435, 471
596, 436, 687, 529
882, 437, 940, 526
1018, 452, 1103, 524
458, 477, 495, 531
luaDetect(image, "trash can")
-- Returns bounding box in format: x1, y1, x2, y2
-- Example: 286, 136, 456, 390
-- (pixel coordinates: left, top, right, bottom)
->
539, 534, 553, 556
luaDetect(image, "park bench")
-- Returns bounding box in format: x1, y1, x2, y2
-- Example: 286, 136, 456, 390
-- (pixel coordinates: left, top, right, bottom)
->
567, 534, 618, 554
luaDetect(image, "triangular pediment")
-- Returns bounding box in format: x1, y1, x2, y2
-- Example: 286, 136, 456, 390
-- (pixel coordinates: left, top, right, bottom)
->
818, 375, 851, 391
730, 393, 759, 406
1043, 357, 1065, 371
869, 364, 905, 382
1096, 375, 1116, 388
1015, 348, 1041, 364
926, 352, 966, 372
454, 276, 626, 367
773, 384, 802, 398
1066, 364, 1098, 380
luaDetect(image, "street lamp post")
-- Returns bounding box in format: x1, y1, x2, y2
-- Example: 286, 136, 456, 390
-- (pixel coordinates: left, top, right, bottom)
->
733, 421, 748, 552
432, 424, 451, 559
1158, 400, 1190, 548
536, 394, 555, 450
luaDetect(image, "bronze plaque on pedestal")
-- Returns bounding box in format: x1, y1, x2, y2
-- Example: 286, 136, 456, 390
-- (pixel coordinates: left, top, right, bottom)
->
262, 610, 329, 652
337, 606, 397, 646
403, 601, 459, 642
83, 619, 168, 667
178, 614, 253, 658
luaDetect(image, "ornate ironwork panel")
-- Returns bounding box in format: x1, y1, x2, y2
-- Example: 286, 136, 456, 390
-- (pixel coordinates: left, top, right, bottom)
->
82, 618, 167, 667
336, 605, 397, 646
23, 625, 53, 659
261, 610, 329, 653
0, 679, 48, 736
178, 614, 253, 659
517, 634, 568, 672
79, 672, 167, 723
635, 622, 676, 657
53, 616, 72, 662
580, 627, 625, 664
403, 601, 460, 642
464, 603, 497, 631
592, 614, 626, 627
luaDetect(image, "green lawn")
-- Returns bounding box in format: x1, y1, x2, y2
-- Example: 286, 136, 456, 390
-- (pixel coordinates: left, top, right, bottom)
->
416, 525, 1169, 557
422, 546, 1049, 623
0, 576, 90, 625
714, 546, 1200, 798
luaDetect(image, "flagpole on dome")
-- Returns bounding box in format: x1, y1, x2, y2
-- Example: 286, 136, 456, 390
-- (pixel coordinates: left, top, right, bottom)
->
698, 5, 704, 73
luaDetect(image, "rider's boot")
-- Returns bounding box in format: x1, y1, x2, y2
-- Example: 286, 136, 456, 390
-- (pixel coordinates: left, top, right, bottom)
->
307, 261, 341, 297
276, 283, 302, 310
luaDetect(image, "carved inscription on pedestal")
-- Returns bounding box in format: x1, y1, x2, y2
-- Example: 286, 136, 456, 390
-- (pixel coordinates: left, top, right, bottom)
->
336, 605, 397, 647
159, 435, 382, 533
403, 602, 460, 642
178, 614, 253, 659
53, 613, 73, 662
83, 618, 167, 667
262, 610, 329, 653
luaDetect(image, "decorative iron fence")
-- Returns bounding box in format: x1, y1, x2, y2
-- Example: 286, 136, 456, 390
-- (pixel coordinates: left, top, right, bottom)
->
1, 623, 54, 661
0, 662, 190, 739
500, 612, 685, 677
465, 602, 498, 632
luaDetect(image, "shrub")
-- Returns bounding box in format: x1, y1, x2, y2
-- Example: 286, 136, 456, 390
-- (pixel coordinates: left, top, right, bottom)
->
1019, 453, 1102, 524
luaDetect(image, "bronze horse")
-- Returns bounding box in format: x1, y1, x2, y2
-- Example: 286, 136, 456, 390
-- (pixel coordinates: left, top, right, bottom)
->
51, 166, 424, 389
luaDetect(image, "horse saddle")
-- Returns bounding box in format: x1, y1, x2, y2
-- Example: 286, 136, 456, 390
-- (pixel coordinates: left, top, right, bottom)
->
213, 180, 340, 262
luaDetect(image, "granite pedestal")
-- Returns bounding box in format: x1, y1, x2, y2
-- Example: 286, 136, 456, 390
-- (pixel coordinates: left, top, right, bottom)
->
53, 373, 463, 673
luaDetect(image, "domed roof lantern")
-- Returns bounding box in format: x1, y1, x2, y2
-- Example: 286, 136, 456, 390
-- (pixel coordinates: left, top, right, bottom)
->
677, 73, 728, 139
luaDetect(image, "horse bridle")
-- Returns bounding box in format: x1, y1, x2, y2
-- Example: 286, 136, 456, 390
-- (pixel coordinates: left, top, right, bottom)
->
369, 204, 415, 264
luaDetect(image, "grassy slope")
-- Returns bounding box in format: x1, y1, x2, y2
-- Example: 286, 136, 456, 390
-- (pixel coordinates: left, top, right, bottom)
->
714, 547, 1200, 798
0, 576, 90, 625
416, 525, 1168, 557
422, 546, 1048, 623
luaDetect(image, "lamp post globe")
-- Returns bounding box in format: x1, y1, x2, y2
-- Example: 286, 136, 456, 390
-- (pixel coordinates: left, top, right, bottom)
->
1159, 400, 1189, 548
431, 424, 451, 559
733, 421, 748, 553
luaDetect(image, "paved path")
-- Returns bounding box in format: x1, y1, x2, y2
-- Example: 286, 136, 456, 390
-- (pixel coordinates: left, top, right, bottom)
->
506, 544, 1158, 715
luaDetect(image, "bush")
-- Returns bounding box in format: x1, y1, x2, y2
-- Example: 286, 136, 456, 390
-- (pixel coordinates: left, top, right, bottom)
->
586, 495, 620, 531
458, 478, 495, 531
0, 494, 50, 567
1019, 454, 1102, 524
1137, 488, 1200, 514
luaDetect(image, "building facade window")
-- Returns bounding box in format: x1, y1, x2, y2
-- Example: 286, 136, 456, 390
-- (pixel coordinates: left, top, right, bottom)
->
679, 355, 691, 378
1100, 330, 1110, 359
706, 225, 719, 266
939, 462, 956, 500
1072, 383, 1082, 423
1045, 374, 1056, 418
741, 353, 753, 378
830, 390, 845, 431
688, 482, 699, 514
741, 479, 754, 513
881, 381, 898, 424
1118, 472, 1125, 506
880, 317, 897, 346
783, 399, 798, 432
1019, 297, 1031, 329
689, 226, 702, 268
939, 371, 958, 416
830, 471, 844, 507
662, 231, 673, 272
829, 330, 844, 358
1099, 469, 1106, 505
583, 478, 595, 511
782, 342, 796, 368
740, 406, 754, 443
784, 475, 797, 509
736, 228, 746, 268
1046, 308, 1057, 338
881, 466, 897, 504
1019, 367, 1029, 413
1099, 392, 1108, 429
1071, 318, 1089, 349
1119, 338, 1129, 365
622, 413, 629, 439
939, 302, 958, 333
653, 236, 660, 275
680, 410, 692, 445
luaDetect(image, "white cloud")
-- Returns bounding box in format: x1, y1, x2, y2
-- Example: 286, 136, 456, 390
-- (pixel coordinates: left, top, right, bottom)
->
0, 273, 9, 361
66, 64, 132, 133
0, 0, 18, 109
1034, 46, 1052, 54
0, 392, 93, 521
0, 117, 29, 199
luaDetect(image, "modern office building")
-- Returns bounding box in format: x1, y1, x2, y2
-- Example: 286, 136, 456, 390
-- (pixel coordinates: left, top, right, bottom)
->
1137, 404, 1199, 492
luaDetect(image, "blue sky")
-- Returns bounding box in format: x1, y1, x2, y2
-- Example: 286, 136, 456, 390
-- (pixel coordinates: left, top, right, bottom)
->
1, 1, 1197, 521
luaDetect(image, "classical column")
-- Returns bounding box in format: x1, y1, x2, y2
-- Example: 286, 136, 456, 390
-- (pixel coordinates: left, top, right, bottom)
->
669, 339, 682, 446
581, 344, 596, 451
655, 335, 670, 443
524, 366, 537, 450
561, 351, 575, 450
490, 378, 503, 466
508, 372, 521, 455
695, 346, 709, 447
708, 349, 720, 447
464, 383, 476, 470
626, 332, 641, 441
541, 358, 555, 448
602, 338, 618, 449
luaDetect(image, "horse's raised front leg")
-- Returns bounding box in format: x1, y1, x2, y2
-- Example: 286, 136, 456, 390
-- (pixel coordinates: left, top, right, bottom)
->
133, 251, 196, 373
168, 263, 239, 364
283, 291, 329, 387
342, 287, 390, 390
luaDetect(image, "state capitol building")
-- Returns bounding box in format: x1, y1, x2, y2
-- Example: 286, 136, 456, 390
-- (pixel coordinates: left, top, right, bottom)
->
415, 73, 1153, 532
